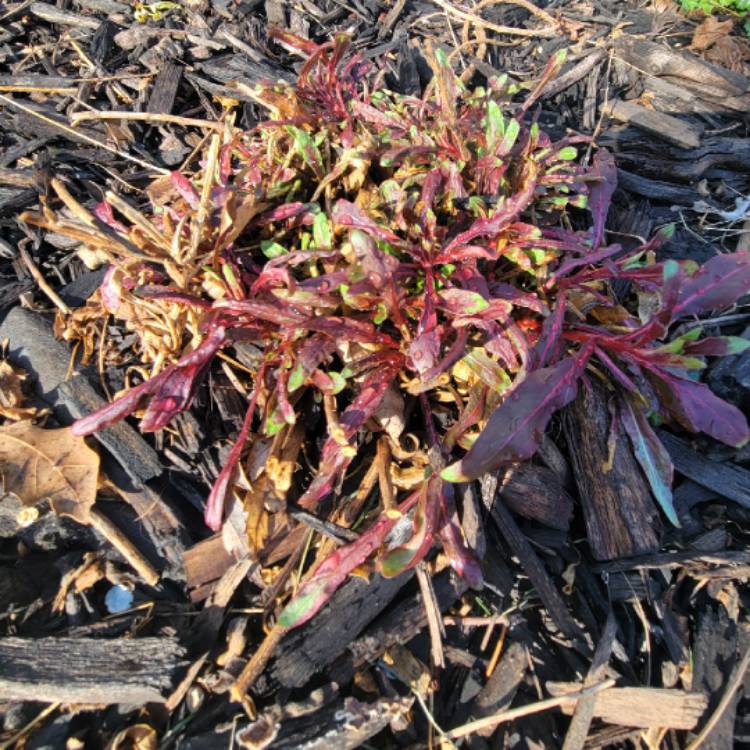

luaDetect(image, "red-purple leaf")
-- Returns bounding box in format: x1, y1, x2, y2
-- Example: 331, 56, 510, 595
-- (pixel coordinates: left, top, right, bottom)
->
441, 170, 537, 256
672, 252, 750, 320
204, 376, 263, 531
71, 327, 227, 437
378, 478, 440, 577
437, 480, 483, 588
298, 357, 403, 509
304, 316, 399, 347
213, 299, 306, 326
409, 293, 440, 375
170, 171, 201, 210
136, 286, 213, 310
278, 487, 422, 629
71, 374, 164, 436
93, 201, 129, 233
683, 336, 750, 356
587, 149, 616, 251
648, 368, 750, 448
332, 199, 402, 245
442, 350, 592, 482
530, 293, 566, 369
438, 288, 489, 316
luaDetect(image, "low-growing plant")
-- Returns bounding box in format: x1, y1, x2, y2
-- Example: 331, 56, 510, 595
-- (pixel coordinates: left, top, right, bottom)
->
678, 0, 750, 35
27, 32, 750, 629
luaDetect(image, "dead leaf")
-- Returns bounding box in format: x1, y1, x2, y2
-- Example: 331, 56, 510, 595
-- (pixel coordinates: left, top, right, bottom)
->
0, 421, 99, 522
53, 551, 105, 612
690, 16, 734, 52
107, 724, 158, 750
373, 386, 406, 442
0, 343, 39, 421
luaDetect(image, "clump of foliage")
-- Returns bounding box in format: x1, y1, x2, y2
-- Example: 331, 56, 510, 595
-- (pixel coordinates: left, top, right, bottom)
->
31, 32, 750, 629
679, 0, 750, 34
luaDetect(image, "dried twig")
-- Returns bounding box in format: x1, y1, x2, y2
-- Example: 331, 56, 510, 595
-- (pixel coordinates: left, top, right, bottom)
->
0, 93, 169, 175
17, 245, 71, 314
447, 679, 617, 740
428, 0, 560, 38
71, 110, 228, 132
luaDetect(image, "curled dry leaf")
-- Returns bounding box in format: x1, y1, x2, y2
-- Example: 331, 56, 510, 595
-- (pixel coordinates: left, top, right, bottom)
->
0, 342, 39, 422
0, 422, 99, 523
107, 724, 158, 750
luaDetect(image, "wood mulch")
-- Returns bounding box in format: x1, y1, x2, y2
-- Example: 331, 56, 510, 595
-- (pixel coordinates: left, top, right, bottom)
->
1, 0, 750, 748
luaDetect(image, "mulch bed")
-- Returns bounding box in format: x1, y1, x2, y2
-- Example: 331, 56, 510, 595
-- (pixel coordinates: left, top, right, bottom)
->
2, 0, 750, 748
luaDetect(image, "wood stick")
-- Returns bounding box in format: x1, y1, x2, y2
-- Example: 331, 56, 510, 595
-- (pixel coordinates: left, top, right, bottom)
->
17, 246, 71, 315
447, 679, 616, 740
428, 0, 559, 38
562, 612, 618, 750
89, 507, 160, 586
0, 94, 169, 175
71, 110, 227, 131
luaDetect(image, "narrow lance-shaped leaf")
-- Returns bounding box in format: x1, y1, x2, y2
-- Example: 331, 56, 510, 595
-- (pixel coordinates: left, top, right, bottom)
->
442, 348, 592, 482
441, 163, 538, 255
683, 336, 750, 357
204, 367, 265, 531
71, 326, 227, 436
619, 394, 678, 526
332, 199, 403, 245
647, 368, 750, 448
587, 149, 616, 251
170, 171, 201, 210
671, 251, 750, 320
278, 487, 422, 629
437, 288, 489, 316
530, 292, 566, 369
436, 480, 483, 588
378, 478, 440, 577
409, 289, 440, 375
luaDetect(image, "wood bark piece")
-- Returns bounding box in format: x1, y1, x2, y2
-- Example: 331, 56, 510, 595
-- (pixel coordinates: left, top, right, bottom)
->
541, 48, 607, 99
103, 459, 189, 581
482, 475, 581, 639
146, 61, 182, 114
500, 464, 574, 531
265, 696, 413, 750
0, 308, 161, 486
691, 605, 739, 749
602, 99, 703, 149
563, 382, 661, 560
550, 685, 707, 730
658, 431, 750, 510
465, 641, 527, 742
614, 37, 748, 97
0, 637, 186, 704
330, 570, 467, 686
269, 570, 415, 689
562, 611, 618, 750
29, 1, 101, 29
616, 170, 697, 204
660, 76, 750, 114
594, 549, 750, 574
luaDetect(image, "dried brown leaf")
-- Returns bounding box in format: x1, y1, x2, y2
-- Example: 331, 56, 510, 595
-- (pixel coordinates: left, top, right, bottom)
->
107, 724, 158, 750
690, 16, 734, 52
0, 422, 99, 522
0, 350, 38, 421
